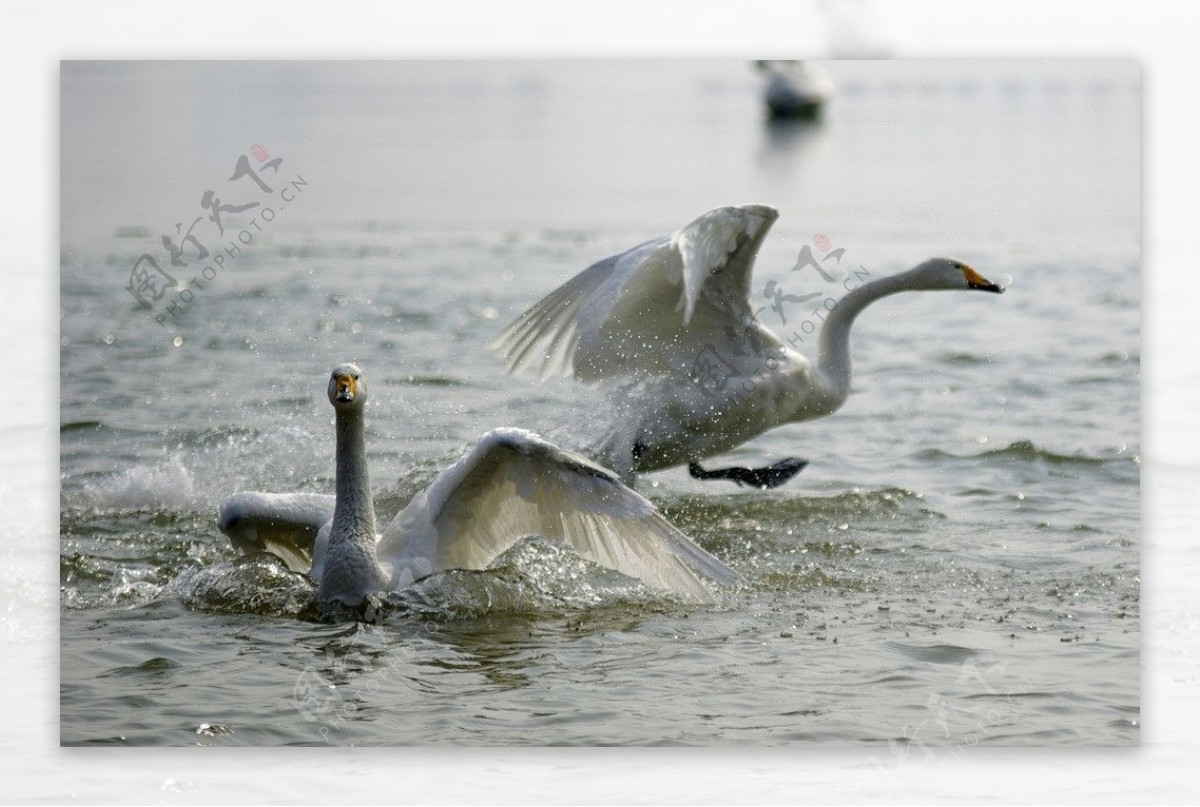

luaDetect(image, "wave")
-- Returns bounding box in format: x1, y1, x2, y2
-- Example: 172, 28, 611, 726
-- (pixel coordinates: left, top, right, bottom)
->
167, 557, 318, 617
916, 440, 1109, 467
939, 351, 990, 365
147, 535, 701, 622
60, 419, 104, 433
887, 641, 981, 665
65, 453, 199, 514
659, 487, 940, 552
396, 374, 470, 388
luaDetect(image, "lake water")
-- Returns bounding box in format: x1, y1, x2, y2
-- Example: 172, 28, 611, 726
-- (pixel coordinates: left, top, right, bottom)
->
59, 60, 1139, 747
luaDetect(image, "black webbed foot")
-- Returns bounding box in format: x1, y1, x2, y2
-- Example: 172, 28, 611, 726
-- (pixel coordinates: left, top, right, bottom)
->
688, 457, 809, 489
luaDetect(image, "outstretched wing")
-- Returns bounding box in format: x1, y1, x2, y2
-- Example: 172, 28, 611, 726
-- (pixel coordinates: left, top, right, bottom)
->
217, 492, 336, 573
378, 429, 737, 602
491, 204, 780, 382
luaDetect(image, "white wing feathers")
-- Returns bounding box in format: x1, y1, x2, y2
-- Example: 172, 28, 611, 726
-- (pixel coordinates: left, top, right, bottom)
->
489, 250, 625, 380
217, 432, 736, 601
672, 203, 776, 323
379, 428, 737, 602
217, 492, 336, 573
491, 204, 779, 382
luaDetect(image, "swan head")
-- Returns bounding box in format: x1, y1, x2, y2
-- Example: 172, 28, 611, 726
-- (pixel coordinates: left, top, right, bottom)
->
909, 258, 1005, 293
327, 362, 366, 410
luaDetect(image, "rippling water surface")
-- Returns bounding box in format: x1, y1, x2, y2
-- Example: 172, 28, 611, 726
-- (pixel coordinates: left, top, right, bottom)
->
60, 60, 1139, 746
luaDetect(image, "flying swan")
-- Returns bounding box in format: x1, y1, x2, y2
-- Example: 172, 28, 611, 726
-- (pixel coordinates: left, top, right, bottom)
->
218, 363, 737, 607
491, 204, 1005, 488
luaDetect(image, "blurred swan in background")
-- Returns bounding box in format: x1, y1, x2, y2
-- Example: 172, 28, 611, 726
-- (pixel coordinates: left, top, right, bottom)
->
755, 60, 834, 119
492, 204, 1005, 489
218, 363, 737, 609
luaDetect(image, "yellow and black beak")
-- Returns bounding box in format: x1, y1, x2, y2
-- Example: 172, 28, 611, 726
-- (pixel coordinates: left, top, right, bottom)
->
333, 373, 357, 403
962, 265, 1005, 293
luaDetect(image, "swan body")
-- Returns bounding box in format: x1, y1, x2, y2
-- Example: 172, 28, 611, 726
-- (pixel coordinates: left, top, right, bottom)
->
756, 60, 834, 119
492, 204, 1004, 484
218, 364, 737, 607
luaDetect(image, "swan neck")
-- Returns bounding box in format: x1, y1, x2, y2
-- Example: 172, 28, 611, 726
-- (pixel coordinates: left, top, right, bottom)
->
816, 271, 912, 398
332, 407, 376, 547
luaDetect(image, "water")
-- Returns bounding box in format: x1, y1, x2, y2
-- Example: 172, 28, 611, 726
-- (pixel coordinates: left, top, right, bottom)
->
59, 60, 1139, 747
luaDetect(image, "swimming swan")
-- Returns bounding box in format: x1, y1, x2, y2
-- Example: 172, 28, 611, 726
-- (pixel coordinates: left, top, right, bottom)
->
492, 204, 1004, 488
755, 60, 833, 119
218, 363, 737, 607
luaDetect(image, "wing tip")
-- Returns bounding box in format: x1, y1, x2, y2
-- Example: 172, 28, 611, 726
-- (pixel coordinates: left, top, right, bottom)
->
477, 427, 620, 483
687, 203, 780, 231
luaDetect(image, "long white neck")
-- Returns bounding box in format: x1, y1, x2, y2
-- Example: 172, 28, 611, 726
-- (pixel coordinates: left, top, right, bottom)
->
318, 406, 385, 605
332, 407, 376, 543
815, 269, 917, 403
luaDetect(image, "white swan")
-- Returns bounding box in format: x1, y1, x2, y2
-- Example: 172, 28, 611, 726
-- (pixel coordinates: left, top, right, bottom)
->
218, 363, 737, 607
755, 60, 833, 119
491, 204, 1005, 488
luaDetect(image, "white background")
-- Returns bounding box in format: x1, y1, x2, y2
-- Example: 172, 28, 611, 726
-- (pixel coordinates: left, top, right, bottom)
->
3, 1, 1196, 803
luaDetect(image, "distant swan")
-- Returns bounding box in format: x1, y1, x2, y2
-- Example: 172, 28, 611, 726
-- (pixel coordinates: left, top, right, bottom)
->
492, 204, 1005, 488
218, 363, 737, 607
755, 60, 833, 119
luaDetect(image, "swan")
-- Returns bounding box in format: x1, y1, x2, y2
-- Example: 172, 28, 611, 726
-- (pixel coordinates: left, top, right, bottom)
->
218, 363, 737, 608
491, 204, 1005, 488
755, 60, 833, 119
755, 61, 832, 118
